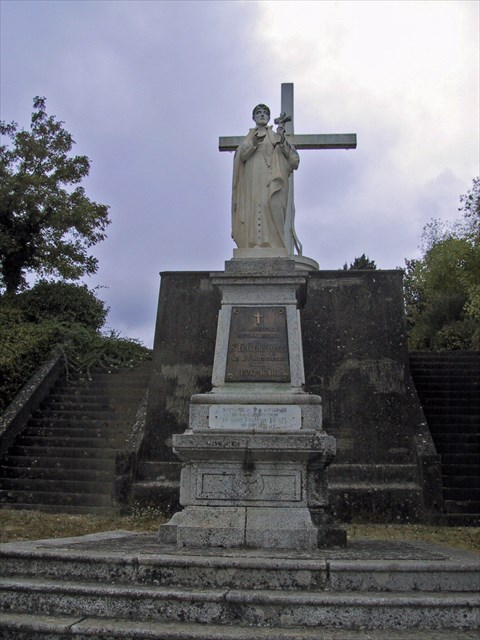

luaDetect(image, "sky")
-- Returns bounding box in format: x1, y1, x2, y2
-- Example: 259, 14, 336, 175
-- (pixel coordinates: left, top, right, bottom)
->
1, 0, 479, 347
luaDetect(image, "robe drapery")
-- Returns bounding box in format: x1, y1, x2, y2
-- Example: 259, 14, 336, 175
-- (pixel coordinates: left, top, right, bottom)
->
232, 126, 299, 250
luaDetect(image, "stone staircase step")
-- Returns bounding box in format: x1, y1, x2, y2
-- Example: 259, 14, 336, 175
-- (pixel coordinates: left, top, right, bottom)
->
1, 455, 115, 472
16, 435, 127, 448
434, 512, 480, 526
22, 426, 127, 439
422, 416, 479, 430
33, 409, 127, 420
8, 445, 117, 459
433, 433, 479, 445
435, 441, 480, 455
442, 463, 479, 477
409, 351, 479, 525
443, 487, 480, 500
0, 489, 113, 507
3, 613, 478, 640
1, 533, 478, 636
442, 475, 480, 488
441, 453, 478, 465
444, 499, 480, 514
0, 465, 112, 482
26, 417, 129, 428
0, 503, 118, 515
0, 477, 113, 494
329, 464, 419, 483
1, 576, 478, 629
1, 540, 477, 593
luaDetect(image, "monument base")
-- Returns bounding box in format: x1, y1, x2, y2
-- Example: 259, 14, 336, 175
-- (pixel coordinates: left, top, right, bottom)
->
158, 428, 344, 549
158, 258, 345, 549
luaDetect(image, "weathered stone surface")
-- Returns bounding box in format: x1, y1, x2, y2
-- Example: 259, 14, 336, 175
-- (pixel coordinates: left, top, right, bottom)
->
1, 532, 479, 636
138, 269, 441, 523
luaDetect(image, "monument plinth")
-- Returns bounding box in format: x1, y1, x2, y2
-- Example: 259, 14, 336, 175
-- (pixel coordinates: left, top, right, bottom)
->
159, 259, 344, 548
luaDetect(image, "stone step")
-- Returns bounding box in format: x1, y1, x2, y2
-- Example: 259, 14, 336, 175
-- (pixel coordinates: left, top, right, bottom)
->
32, 409, 126, 420
442, 475, 480, 488
419, 401, 480, 412
2, 613, 478, 640
410, 352, 480, 362
1, 533, 478, 634
1, 576, 478, 629
426, 414, 479, 427
1, 455, 115, 472
1, 540, 477, 593
433, 512, 480, 526
27, 417, 130, 429
49, 389, 148, 402
444, 499, 480, 514
442, 463, 479, 477
0, 465, 111, 482
0, 503, 118, 515
16, 435, 127, 449
0, 477, 113, 494
50, 388, 149, 402
22, 426, 127, 439
44, 401, 116, 411
54, 378, 150, 392
9, 445, 117, 460
0, 489, 112, 507
329, 464, 419, 483
441, 453, 479, 466
434, 441, 480, 454
434, 433, 479, 445
416, 389, 480, 399
443, 487, 480, 500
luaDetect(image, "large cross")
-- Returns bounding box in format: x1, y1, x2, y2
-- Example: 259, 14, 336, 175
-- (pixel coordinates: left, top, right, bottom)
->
219, 83, 357, 255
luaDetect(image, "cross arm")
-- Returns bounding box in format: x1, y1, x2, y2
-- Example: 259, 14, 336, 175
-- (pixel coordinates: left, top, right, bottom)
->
219, 133, 357, 152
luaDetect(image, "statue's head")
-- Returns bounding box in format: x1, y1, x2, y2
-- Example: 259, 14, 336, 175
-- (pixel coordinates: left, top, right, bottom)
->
252, 104, 270, 125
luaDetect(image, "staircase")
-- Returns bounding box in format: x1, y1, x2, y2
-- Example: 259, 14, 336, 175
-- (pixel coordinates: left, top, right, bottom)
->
410, 351, 480, 525
0, 531, 478, 639
0, 362, 151, 515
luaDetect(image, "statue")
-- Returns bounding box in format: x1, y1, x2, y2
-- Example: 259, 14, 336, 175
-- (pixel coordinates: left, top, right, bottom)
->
232, 104, 299, 251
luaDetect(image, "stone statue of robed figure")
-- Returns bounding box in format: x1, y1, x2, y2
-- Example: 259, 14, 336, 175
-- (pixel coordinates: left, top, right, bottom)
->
232, 104, 299, 251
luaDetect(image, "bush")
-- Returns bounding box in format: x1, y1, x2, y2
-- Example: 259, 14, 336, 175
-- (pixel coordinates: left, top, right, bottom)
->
0, 284, 150, 411
0, 314, 64, 411
9, 281, 108, 330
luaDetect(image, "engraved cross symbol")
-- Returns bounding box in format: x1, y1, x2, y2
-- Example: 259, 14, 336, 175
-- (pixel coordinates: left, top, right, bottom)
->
253, 311, 263, 325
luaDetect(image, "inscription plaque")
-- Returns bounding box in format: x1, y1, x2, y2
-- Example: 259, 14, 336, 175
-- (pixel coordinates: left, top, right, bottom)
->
209, 405, 301, 430
225, 306, 290, 382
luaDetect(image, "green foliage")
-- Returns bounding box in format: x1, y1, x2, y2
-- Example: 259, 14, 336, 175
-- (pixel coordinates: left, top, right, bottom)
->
9, 280, 108, 330
0, 283, 151, 411
343, 253, 377, 270
0, 310, 65, 411
58, 326, 151, 380
0, 97, 110, 294
405, 178, 480, 350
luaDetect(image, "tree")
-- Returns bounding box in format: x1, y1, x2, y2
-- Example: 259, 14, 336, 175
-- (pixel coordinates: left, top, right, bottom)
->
405, 178, 480, 350
342, 253, 377, 270
0, 97, 110, 294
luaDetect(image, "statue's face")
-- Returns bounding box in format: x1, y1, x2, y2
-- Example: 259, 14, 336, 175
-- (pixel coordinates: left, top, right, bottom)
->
253, 106, 270, 127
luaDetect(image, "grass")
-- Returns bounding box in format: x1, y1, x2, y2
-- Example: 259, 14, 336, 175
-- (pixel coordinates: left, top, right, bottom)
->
1, 508, 479, 552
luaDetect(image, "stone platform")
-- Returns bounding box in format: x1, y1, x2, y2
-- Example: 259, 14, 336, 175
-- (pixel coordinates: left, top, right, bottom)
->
0, 530, 478, 639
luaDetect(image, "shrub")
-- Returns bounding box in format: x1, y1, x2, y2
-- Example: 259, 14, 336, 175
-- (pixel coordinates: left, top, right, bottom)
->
10, 281, 108, 330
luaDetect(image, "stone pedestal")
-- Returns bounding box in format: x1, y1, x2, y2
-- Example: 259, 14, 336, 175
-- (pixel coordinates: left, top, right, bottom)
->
158, 258, 345, 548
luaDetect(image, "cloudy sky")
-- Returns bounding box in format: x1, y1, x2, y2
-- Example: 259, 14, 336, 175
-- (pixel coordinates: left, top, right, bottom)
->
1, 0, 478, 347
